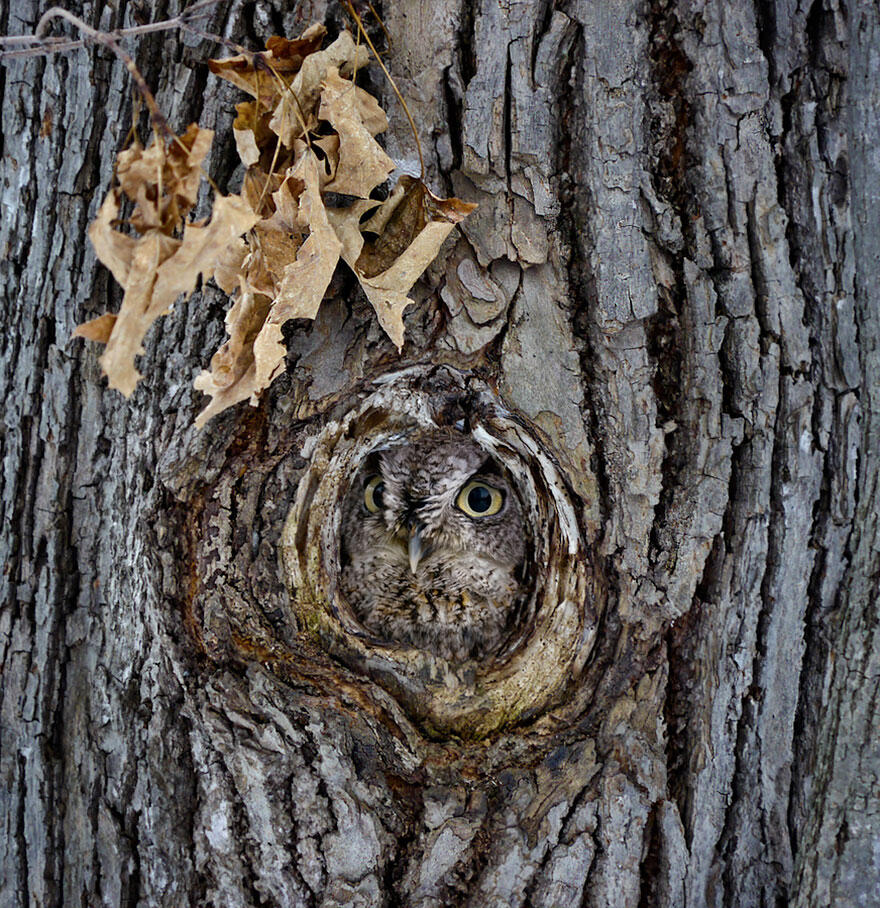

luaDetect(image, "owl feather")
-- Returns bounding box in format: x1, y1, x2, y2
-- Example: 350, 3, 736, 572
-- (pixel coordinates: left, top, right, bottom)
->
339, 431, 527, 661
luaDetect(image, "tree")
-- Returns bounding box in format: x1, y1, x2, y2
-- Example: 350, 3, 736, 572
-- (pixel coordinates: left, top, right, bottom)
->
2, 0, 878, 905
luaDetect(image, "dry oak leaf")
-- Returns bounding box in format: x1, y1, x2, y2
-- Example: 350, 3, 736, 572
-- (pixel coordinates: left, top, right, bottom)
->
252, 148, 343, 389
244, 175, 309, 296
236, 169, 307, 298
242, 167, 287, 219
339, 177, 477, 349
313, 133, 341, 186
116, 123, 213, 234
213, 237, 249, 295
269, 30, 369, 147
194, 148, 343, 424
233, 117, 262, 168
72, 312, 117, 344
85, 188, 258, 396
211, 25, 328, 165
207, 24, 327, 97
318, 67, 395, 197
193, 278, 272, 428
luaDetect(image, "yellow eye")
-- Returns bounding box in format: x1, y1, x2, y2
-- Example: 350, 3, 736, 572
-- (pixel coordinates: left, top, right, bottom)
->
456, 481, 504, 517
364, 475, 385, 513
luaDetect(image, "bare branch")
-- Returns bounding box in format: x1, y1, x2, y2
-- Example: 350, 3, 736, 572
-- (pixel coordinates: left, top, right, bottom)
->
0, 1, 221, 61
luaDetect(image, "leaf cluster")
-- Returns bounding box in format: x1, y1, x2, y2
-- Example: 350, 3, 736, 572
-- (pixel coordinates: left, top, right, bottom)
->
76, 23, 475, 427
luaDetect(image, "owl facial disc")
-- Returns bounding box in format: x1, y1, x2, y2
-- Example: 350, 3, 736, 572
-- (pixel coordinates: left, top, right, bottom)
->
339, 429, 528, 661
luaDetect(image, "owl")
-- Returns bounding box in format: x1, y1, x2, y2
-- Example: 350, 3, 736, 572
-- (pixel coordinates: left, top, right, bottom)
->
339, 430, 528, 661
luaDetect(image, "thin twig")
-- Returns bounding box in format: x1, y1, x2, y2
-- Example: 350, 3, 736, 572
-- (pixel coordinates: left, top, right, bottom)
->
367, 2, 392, 53
0, 0, 220, 60
29, 7, 172, 137
342, 0, 424, 181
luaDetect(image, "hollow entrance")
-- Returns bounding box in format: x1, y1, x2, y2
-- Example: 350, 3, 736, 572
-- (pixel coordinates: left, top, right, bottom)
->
280, 366, 599, 738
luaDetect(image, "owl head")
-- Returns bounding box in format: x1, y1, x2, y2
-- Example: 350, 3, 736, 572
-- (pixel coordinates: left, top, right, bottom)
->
339, 429, 529, 660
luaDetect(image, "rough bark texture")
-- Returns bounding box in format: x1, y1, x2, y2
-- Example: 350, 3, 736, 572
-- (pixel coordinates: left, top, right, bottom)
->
1, 0, 877, 906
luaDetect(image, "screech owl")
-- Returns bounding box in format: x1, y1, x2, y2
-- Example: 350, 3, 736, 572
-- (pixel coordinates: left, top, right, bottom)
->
339, 430, 528, 661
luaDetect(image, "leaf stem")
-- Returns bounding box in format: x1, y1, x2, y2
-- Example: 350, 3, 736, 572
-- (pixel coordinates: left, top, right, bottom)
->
342, 0, 424, 182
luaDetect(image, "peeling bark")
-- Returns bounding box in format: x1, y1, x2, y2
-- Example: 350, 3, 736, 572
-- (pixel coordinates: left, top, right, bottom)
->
1, 1, 878, 906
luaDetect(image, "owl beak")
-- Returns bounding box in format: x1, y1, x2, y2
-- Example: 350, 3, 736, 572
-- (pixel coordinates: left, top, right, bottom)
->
408, 521, 425, 574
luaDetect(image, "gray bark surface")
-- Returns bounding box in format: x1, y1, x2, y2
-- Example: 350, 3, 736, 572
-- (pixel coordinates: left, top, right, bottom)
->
1, 0, 877, 906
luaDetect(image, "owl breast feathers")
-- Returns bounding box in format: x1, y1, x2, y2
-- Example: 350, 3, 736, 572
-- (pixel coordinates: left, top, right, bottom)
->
339, 431, 527, 661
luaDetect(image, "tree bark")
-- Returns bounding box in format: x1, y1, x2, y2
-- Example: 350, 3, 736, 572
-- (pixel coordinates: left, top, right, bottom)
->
1, 0, 877, 906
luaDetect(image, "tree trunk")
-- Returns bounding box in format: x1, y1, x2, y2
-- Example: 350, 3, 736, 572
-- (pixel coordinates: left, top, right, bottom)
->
2, 0, 878, 905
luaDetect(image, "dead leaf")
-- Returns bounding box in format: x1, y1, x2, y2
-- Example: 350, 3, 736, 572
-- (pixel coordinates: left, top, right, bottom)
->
98, 231, 178, 396
72, 313, 117, 343
318, 67, 395, 197
208, 24, 327, 97
84, 188, 258, 396
193, 279, 272, 427
242, 167, 286, 219
214, 238, 248, 294
269, 175, 306, 233
346, 177, 477, 350
354, 85, 388, 137
246, 224, 304, 297
356, 176, 476, 278
252, 149, 342, 388
235, 95, 284, 169
240, 173, 308, 296
313, 134, 341, 186
234, 125, 261, 167
151, 194, 260, 306
264, 26, 328, 69
325, 199, 379, 263
269, 30, 370, 146
116, 124, 213, 233
87, 189, 137, 286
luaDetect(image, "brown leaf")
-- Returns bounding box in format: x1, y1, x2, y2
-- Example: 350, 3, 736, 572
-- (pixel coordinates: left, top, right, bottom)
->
211, 25, 329, 170
252, 149, 342, 389
239, 173, 307, 296
242, 167, 285, 219
318, 67, 395, 197
232, 99, 275, 160
85, 192, 259, 396
72, 313, 117, 344
246, 224, 304, 297
325, 199, 379, 263
87, 189, 136, 286
97, 231, 179, 396
353, 85, 388, 137
208, 24, 327, 97
313, 134, 341, 186
263, 25, 328, 69
213, 237, 249, 294
151, 194, 260, 306
116, 124, 213, 234
357, 283, 412, 350
356, 176, 476, 279
193, 279, 272, 428
269, 30, 370, 147
346, 177, 477, 350
234, 124, 261, 167
269, 174, 306, 233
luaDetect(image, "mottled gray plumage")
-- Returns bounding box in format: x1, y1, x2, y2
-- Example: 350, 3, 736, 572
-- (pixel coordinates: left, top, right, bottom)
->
339, 431, 527, 661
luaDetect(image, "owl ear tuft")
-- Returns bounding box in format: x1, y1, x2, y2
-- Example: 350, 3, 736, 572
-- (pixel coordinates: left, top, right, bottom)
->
472, 458, 508, 483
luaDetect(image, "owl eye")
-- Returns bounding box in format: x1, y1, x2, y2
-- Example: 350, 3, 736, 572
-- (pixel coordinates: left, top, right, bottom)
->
364, 475, 385, 513
456, 480, 504, 517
